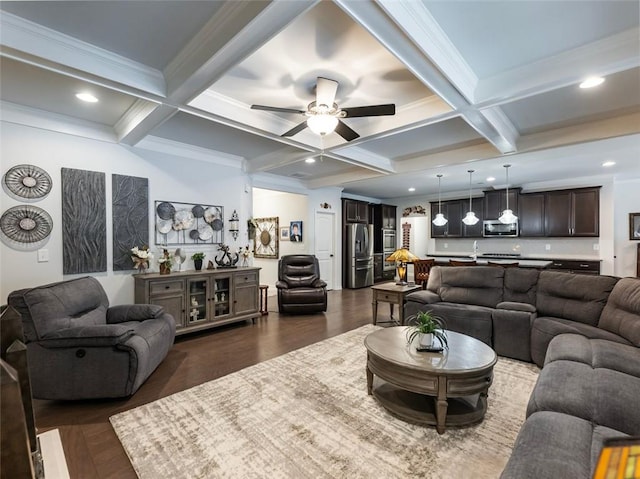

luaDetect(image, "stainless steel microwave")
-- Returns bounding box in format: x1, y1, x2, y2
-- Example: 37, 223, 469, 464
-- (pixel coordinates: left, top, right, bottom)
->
483, 220, 519, 237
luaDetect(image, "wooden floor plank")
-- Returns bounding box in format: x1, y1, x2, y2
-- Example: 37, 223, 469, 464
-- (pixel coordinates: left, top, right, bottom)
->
33, 288, 374, 478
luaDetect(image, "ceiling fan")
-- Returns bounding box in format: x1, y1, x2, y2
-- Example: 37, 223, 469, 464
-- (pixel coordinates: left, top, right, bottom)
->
251, 77, 395, 141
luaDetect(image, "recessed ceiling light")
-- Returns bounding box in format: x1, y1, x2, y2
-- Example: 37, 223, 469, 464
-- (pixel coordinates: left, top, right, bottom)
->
304, 158, 316, 164
76, 92, 99, 103
408, 187, 416, 192
602, 161, 616, 167
486, 176, 496, 182
579, 76, 605, 89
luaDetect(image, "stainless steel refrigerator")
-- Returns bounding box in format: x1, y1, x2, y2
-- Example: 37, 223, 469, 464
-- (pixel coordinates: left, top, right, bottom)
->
346, 223, 374, 288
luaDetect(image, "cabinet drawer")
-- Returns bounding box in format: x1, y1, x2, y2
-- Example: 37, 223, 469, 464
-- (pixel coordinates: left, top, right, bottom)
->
235, 272, 258, 285
150, 280, 184, 295
377, 292, 401, 303
548, 260, 600, 273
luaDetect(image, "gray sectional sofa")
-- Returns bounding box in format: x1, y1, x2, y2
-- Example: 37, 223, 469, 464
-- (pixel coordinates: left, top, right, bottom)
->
403, 266, 640, 478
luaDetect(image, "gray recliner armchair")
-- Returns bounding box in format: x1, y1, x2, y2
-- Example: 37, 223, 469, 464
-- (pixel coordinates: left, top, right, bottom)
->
276, 255, 327, 314
8, 276, 175, 400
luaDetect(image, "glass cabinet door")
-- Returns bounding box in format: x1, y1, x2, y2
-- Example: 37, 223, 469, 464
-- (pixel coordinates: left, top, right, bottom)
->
187, 277, 209, 323
214, 276, 231, 318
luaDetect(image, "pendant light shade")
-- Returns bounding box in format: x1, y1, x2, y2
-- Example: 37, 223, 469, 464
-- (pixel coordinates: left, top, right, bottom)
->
432, 174, 448, 226
462, 169, 479, 226
499, 164, 518, 224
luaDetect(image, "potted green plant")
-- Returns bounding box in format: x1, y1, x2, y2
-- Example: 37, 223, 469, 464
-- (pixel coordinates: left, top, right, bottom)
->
191, 252, 205, 271
405, 310, 448, 349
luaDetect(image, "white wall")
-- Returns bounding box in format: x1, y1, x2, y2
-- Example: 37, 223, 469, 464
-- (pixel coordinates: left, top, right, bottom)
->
613, 178, 640, 277
252, 188, 308, 290
1, 122, 252, 304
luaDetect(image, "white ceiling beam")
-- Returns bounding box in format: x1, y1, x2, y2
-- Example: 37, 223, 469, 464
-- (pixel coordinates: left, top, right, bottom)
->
475, 27, 640, 106
338, 0, 518, 154
0, 12, 166, 96
134, 135, 245, 169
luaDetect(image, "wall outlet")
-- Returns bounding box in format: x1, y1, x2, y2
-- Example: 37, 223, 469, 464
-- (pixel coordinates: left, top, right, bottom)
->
37, 249, 49, 262
545, 244, 551, 251
593, 244, 600, 251
444, 243, 448, 249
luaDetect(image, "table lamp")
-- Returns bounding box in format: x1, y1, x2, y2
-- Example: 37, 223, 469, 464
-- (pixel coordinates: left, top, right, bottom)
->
386, 248, 419, 285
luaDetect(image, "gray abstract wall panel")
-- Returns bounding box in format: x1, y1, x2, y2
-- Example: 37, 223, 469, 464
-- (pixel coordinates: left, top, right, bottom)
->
112, 174, 149, 271
62, 168, 107, 274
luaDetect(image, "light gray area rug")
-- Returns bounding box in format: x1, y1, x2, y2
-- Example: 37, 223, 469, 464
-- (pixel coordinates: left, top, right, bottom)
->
110, 325, 539, 478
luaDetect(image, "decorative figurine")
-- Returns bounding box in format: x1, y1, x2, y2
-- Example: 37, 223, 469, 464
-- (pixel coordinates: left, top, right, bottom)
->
214, 244, 239, 268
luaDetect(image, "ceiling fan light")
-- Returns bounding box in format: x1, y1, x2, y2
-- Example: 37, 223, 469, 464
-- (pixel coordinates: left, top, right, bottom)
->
462, 212, 479, 225
307, 114, 338, 136
432, 213, 448, 226
499, 209, 518, 224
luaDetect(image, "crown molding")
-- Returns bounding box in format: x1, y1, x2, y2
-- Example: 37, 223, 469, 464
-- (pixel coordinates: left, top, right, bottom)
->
0, 12, 166, 97
134, 135, 244, 169
0, 100, 116, 142
476, 27, 640, 105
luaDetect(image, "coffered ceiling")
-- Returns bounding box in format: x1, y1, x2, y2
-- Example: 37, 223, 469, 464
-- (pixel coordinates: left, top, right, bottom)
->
1, 1, 639, 199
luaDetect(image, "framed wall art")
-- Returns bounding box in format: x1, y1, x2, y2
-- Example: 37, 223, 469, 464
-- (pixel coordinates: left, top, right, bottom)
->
253, 216, 279, 258
279, 227, 289, 241
155, 201, 224, 245
290, 221, 302, 242
630, 212, 640, 240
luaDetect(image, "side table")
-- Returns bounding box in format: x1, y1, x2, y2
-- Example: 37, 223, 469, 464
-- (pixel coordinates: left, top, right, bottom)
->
371, 283, 422, 326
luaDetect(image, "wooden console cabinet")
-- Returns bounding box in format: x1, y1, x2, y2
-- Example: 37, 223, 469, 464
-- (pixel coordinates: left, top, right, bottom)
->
134, 267, 260, 335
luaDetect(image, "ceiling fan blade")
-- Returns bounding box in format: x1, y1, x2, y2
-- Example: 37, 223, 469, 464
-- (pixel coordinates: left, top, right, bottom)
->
251, 104, 306, 115
334, 120, 360, 142
342, 104, 396, 118
316, 77, 338, 107
282, 121, 308, 137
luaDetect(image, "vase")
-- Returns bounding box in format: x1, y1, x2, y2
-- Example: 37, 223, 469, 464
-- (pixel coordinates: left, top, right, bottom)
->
194, 259, 203, 271
418, 333, 433, 348
159, 263, 171, 275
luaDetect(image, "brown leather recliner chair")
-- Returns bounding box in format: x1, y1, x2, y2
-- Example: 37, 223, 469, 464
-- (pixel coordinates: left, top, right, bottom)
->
276, 255, 327, 314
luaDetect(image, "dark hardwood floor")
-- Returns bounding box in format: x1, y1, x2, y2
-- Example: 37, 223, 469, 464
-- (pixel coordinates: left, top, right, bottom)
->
35, 288, 374, 479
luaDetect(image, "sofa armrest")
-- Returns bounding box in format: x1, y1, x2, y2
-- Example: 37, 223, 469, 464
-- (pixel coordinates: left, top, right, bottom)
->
497, 301, 537, 313
406, 290, 441, 305
107, 304, 164, 324
275, 280, 289, 289
312, 278, 327, 288
39, 324, 135, 348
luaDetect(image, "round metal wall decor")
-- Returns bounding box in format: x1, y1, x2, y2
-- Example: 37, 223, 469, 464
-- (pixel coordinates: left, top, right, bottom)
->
1, 205, 53, 243
3, 164, 52, 199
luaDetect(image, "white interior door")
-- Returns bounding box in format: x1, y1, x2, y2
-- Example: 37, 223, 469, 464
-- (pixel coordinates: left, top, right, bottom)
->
314, 211, 335, 290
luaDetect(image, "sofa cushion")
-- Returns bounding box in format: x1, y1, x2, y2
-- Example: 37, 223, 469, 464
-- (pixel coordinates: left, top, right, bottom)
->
545, 334, 640, 379
530, 316, 631, 367
416, 302, 493, 346
500, 411, 628, 479
436, 266, 505, 308
8, 276, 109, 341
598, 277, 640, 347
503, 268, 539, 305
526, 360, 640, 435
536, 271, 618, 326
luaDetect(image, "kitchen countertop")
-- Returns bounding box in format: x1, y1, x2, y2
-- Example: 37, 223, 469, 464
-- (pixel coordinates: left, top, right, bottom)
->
426, 253, 602, 262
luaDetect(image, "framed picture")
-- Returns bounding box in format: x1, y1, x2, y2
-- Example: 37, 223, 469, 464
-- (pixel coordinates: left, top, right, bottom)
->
630, 212, 640, 240
253, 216, 279, 258
280, 227, 289, 241
290, 221, 302, 242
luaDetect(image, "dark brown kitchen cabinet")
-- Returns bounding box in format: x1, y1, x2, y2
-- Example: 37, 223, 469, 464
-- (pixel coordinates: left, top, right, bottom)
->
483, 188, 520, 220
343, 199, 370, 223
430, 200, 463, 238
381, 204, 396, 229
519, 193, 546, 237
545, 187, 600, 237
461, 197, 484, 238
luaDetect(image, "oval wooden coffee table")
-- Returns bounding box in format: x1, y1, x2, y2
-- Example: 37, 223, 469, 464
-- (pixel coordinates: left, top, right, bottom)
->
364, 327, 497, 434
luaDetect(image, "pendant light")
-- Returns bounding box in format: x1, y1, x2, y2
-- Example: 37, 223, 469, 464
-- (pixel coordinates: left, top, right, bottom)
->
432, 174, 448, 226
499, 164, 518, 224
462, 169, 479, 225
